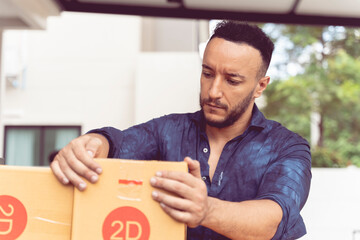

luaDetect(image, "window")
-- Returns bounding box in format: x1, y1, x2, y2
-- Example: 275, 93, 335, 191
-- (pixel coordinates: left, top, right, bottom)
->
4, 126, 81, 166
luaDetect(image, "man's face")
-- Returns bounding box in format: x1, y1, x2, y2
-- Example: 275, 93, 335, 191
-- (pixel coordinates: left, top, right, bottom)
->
200, 37, 266, 128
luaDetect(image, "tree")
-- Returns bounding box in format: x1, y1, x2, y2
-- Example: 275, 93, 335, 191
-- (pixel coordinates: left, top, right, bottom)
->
262, 24, 360, 167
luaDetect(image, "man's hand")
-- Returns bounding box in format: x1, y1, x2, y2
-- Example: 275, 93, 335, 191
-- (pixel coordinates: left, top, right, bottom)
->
150, 157, 208, 228
50, 133, 109, 191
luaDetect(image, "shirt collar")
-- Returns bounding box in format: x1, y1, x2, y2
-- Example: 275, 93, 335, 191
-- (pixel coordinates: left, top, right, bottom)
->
190, 103, 267, 130
249, 104, 267, 130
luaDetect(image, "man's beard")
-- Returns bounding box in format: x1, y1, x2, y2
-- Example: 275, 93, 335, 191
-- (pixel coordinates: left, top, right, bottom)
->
200, 89, 255, 128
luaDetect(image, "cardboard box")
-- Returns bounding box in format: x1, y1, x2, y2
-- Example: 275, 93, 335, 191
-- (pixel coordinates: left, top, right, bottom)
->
0, 165, 73, 240
71, 159, 187, 240
0, 159, 187, 240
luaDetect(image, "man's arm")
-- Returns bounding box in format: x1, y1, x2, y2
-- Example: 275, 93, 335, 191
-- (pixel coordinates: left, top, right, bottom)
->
203, 198, 282, 239
51, 121, 163, 190
50, 133, 109, 191
150, 157, 282, 240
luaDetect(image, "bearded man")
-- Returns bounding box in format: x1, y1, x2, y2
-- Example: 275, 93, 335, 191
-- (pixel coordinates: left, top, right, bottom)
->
51, 21, 311, 240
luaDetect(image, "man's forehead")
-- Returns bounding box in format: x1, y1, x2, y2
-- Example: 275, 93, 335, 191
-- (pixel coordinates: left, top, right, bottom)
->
204, 40, 261, 61
202, 38, 263, 78
203, 38, 263, 61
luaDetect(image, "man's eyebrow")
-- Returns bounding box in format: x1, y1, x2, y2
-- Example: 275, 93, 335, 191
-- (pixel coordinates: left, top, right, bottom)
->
202, 64, 246, 79
226, 72, 246, 79
202, 64, 213, 70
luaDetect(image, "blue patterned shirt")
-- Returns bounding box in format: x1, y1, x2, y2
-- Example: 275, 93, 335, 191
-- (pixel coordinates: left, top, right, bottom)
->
90, 104, 311, 240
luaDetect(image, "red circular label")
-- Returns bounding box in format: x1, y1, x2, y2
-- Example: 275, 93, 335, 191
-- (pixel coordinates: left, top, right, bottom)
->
0, 195, 27, 240
102, 206, 150, 240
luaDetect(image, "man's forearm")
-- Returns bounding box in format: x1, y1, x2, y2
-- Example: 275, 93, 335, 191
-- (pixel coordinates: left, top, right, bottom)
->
202, 198, 283, 240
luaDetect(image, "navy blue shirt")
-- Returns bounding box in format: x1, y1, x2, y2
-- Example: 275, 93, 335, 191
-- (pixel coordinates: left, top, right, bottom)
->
90, 104, 311, 240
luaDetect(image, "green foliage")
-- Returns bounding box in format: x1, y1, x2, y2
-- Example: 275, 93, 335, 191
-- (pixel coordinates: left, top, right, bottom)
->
262, 24, 360, 167
311, 147, 346, 168
263, 78, 311, 140
326, 137, 360, 167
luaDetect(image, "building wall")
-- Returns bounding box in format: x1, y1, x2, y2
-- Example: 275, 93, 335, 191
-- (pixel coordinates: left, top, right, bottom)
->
135, 52, 201, 124
0, 13, 202, 157
141, 17, 199, 52
2, 12, 141, 139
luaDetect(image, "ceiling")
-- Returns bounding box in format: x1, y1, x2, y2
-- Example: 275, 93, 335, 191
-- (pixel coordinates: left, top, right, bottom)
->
1, 0, 360, 30
0, 0, 61, 29
55, 0, 360, 27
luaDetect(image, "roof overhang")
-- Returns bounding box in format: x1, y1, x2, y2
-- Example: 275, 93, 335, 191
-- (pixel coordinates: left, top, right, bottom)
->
54, 0, 360, 27
0, 0, 61, 30
1, 0, 360, 30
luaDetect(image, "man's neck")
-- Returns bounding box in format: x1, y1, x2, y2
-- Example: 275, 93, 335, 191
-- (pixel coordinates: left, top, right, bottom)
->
204, 104, 255, 181
205, 104, 254, 144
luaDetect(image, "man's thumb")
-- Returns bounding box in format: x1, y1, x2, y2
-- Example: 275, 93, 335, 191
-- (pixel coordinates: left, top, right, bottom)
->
184, 157, 201, 178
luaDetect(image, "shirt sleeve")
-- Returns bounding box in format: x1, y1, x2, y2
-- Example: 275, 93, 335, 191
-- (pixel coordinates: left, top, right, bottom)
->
87, 119, 162, 160
255, 134, 312, 240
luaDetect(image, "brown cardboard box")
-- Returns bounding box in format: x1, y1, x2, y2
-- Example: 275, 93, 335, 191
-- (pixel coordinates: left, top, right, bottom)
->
0, 165, 73, 240
0, 159, 187, 240
71, 159, 187, 240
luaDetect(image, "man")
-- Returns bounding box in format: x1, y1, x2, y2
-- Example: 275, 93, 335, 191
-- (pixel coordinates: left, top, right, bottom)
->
51, 21, 311, 239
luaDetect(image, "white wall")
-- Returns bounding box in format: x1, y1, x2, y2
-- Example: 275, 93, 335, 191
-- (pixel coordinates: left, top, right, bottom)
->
300, 167, 360, 240
141, 18, 199, 52
2, 12, 141, 135
135, 52, 201, 124
1, 13, 203, 157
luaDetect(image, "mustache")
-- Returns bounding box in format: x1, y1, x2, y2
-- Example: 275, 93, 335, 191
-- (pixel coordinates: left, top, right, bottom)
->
201, 98, 228, 110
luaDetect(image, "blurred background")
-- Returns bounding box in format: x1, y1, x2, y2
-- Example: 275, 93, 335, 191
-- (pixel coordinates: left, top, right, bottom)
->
0, 0, 360, 239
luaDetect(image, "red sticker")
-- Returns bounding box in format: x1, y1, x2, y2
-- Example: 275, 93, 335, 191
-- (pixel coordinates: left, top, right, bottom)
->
0, 195, 27, 240
102, 206, 150, 240
118, 179, 143, 185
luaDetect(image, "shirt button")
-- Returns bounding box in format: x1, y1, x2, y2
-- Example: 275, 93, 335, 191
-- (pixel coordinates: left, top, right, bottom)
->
203, 147, 208, 153
202, 176, 207, 181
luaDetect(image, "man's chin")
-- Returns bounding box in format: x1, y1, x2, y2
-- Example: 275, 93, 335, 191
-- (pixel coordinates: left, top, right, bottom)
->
202, 107, 231, 128
204, 111, 241, 128
205, 116, 229, 129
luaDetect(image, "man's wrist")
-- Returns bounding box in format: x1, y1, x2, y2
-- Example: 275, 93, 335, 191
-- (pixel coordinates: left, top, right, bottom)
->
201, 197, 218, 228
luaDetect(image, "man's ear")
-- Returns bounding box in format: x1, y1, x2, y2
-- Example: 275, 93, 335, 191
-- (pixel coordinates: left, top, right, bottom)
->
254, 76, 270, 98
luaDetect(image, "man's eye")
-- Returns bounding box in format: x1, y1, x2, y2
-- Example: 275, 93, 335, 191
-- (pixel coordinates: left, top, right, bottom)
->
227, 79, 240, 85
202, 72, 213, 78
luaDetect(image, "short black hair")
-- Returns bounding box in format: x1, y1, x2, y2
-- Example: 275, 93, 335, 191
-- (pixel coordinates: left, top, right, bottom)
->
209, 20, 274, 77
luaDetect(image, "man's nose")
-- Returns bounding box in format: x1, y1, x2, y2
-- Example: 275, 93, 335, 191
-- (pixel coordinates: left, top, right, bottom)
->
208, 76, 223, 99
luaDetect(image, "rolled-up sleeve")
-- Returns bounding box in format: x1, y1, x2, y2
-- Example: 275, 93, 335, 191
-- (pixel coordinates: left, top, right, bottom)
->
87, 120, 162, 160
256, 136, 312, 239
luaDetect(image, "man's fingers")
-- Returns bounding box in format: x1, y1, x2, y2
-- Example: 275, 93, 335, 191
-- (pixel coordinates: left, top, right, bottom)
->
57, 160, 88, 191
49, 133, 110, 190
50, 160, 69, 185
154, 170, 202, 189
152, 190, 193, 211
151, 159, 208, 228
158, 203, 192, 224
73, 140, 102, 175
55, 152, 90, 191
62, 150, 99, 184
184, 157, 201, 178
151, 190, 195, 226
151, 186, 207, 228
150, 176, 193, 199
